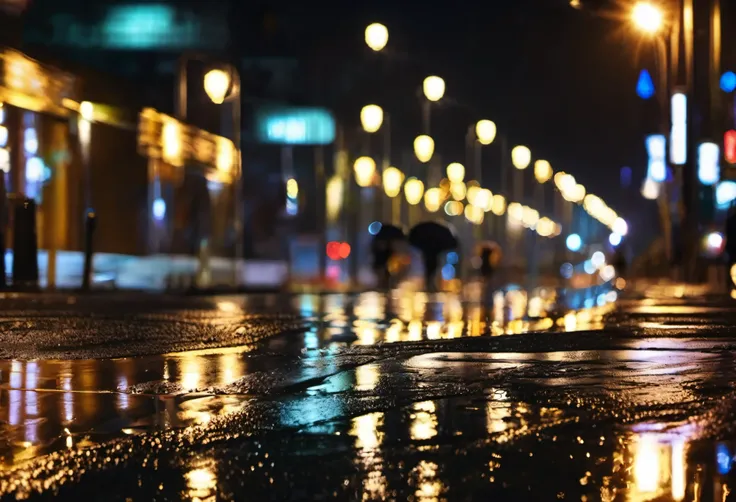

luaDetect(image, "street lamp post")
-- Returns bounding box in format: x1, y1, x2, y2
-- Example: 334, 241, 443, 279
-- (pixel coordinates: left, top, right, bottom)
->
177, 55, 242, 288
202, 67, 242, 288
510, 145, 531, 272
467, 119, 497, 240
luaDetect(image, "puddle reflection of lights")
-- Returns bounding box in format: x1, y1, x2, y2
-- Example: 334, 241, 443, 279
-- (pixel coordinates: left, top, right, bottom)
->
186, 460, 217, 502
117, 375, 129, 411
180, 356, 202, 391
216, 301, 240, 314
219, 353, 244, 386
414, 460, 442, 501
633, 434, 660, 493
717, 443, 732, 475
355, 365, 379, 391
410, 401, 438, 441
350, 412, 384, 450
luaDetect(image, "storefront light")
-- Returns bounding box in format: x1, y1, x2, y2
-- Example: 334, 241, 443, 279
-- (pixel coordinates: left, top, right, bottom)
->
24, 128, 38, 154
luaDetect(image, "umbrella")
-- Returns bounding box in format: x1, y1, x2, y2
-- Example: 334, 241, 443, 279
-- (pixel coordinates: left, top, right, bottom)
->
408, 221, 459, 290
371, 223, 406, 287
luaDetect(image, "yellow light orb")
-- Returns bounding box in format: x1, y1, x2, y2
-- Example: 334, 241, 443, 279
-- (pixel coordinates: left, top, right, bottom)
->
360, 104, 383, 133
383, 167, 404, 197
354, 156, 376, 187
414, 135, 434, 163
511, 145, 531, 170
204, 69, 230, 104
534, 160, 552, 183
475, 120, 497, 145
423, 76, 445, 102
365, 23, 389, 51
446, 162, 465, 183
404, 177, 425, 205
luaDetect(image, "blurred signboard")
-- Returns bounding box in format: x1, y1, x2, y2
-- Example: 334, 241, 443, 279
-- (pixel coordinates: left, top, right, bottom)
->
255, 107, 335, 145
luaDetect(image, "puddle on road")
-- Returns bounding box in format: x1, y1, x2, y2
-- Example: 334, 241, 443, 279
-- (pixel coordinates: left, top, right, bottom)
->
0, 291, 613, 473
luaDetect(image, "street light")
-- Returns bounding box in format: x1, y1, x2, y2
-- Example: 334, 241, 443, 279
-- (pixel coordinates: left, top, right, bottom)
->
404, 177, 424, 205
365, 23, 389, 52
534, 160, 552, 183
423, 76, 445, 102
204, 69, 230, 104
475, 120, 497, 145
414, 135, 434, 163
631, 2, 663, 34
360, 104, 383, 133
424, 187, 443, 212
354, 156, 377, 187
511, 145, 531, 170
383, 167, 404, 198
446, 162, 465, 183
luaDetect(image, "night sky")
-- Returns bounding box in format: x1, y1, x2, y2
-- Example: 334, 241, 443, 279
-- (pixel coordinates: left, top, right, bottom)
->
257, 0, 661, 238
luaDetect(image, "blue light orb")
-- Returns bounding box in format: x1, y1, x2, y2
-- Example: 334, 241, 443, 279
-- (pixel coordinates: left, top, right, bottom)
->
152, 198, 166, 220
368, 221, 382, 235
720, 71, 736, 93
636, 69, 655, 99
560, 262, 573, 279
609, 232, 623, 247
566, 234, 582, 252
441, 263, 455, 281
716, 443, 732, 475
446, 251, 459, 265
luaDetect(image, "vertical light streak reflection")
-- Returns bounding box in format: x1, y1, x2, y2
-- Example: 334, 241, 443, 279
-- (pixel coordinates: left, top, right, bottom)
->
671, 439, 685, 501
179, 355, 202, 391
25, 361, 38, 416
407, 321, 423, 342
9, 361, 22, 425
185, 457, 217, 502
117, 375, 129, 411
349, 412, 386, 499
61, 361, 73, 423
355, 365, 379, 392
413, 460, 442, 501
219, 353, 244, 386
634, 434, 661, 494
410, 401, 437, 441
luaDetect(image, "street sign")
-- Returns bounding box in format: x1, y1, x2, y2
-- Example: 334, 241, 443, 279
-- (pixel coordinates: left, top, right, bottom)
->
255, 107, 335, 145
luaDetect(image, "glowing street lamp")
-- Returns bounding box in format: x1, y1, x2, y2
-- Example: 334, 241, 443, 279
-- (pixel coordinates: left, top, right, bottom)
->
365, 23, 388, 52
404, 177, 424, 205
423, 76, 445, 102
631, 2, 663, 34
446, 162, 465, 183
475, 120, 497, 145
204, 69, 231, 104
534, 160, 552, 183
360, 104, 383, 133
354, 156, 377, 187
511, 145, 531, 170
424, 187, 443, 212
414, 135, 434, 163
383, 167, 404, 198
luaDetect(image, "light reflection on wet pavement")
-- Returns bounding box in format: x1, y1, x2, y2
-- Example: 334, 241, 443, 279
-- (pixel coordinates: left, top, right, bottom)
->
3, 288, 736, 500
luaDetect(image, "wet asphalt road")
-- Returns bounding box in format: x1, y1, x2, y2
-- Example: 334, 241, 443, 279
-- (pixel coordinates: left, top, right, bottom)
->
2, 285, 736, 500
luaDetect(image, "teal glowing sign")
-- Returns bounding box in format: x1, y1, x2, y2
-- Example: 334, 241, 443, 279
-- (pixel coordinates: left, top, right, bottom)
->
256, 107, 335, 145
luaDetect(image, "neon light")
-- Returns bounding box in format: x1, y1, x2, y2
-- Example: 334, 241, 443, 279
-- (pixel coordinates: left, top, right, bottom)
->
646, 134, 666, 182
24, 128, 38, 155
636, 69, 655, 99
152, 198, 166, 220
566, 234, 582, 252
670, 93, 687, 165
720, 72, 736, 93
724, 130, 736, 164
716, 181, 736, 207
697, 142, 719, 186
